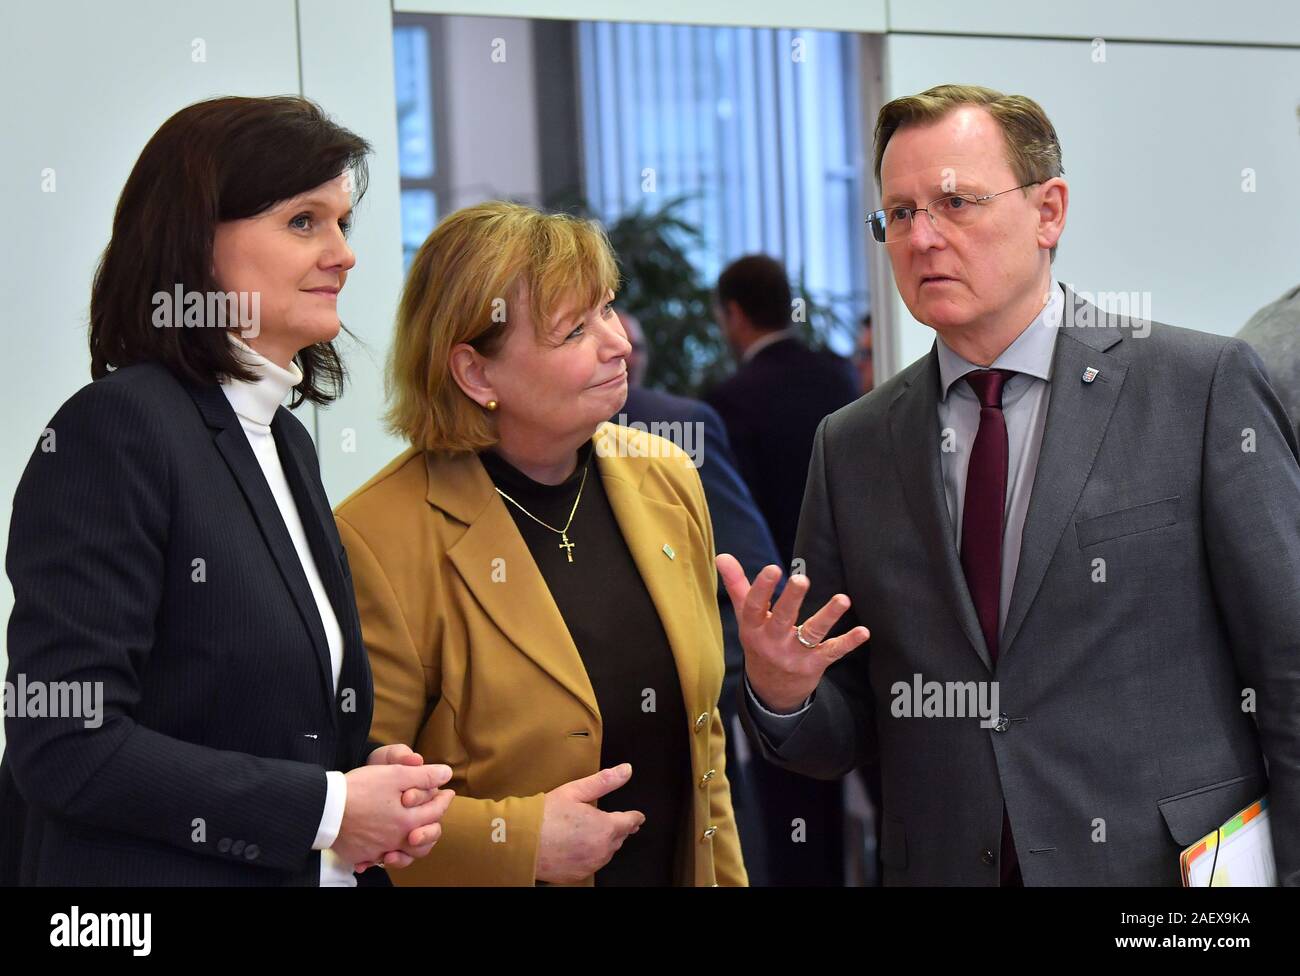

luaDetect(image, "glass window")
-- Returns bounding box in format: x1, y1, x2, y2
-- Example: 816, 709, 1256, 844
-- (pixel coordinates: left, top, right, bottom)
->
576, 22, 868, 353
393, 22, 442, 271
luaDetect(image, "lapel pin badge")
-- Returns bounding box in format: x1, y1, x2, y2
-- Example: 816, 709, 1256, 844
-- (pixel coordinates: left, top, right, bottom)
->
662, 544, 675, 560
1082, 366, 1100, 384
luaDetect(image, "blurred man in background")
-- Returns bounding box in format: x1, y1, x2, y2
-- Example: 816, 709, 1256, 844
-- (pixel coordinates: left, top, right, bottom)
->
854, 314, 876, 395
705, 255, 860, 567
704, 256, 860, 886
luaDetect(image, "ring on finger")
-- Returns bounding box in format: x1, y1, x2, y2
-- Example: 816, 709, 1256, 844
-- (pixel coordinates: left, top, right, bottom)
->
794, 623, 820, 649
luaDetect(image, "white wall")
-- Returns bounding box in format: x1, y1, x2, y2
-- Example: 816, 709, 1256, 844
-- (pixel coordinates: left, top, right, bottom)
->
299, 0, 410, 504
888, 0, 1300, 46
397, 0, 888, 32
442, 16, 543, 211
0, 0, 301, 751
882, 31, 1300, 370
398, 0, 1296, 45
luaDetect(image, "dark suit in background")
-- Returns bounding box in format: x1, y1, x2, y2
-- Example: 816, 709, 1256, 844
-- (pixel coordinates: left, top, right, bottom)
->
615, 386, 778, 885
1, 363, 376, 885
705, 334, 860, 566
705, 335, 860, 885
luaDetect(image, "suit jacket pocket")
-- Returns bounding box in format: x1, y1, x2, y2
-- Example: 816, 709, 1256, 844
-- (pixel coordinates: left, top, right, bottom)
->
1075, 495, 1179, 549
881, 815, 907, 869
1156, 773, 1263, 847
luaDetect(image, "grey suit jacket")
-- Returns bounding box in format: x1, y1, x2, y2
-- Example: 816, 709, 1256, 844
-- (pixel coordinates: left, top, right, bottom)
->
741, 287, 1300, 886
1238, 283, 1300, 443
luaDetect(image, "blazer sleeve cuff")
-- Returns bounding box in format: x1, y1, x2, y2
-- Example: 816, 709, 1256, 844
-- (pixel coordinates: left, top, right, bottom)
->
743, 673, 816, 750
744, 672, 813, 721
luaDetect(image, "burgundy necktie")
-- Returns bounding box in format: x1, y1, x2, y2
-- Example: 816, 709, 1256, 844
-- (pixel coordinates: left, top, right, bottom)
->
959, 368, 1022, 886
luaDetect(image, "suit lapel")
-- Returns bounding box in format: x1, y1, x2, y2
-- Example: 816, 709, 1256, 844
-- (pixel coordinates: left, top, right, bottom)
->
999, 290, 1128, 660
434, 423, 704, 724
889, 351, 994, 671
274, 415, 371, 739
185, 382, 337, 713
274, 417, 359, 639
438, 451, 602, 723
598, 430, 702, 715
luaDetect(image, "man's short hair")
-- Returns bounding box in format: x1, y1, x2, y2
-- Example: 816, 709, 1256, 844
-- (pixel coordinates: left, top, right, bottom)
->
874, 84, 1064, 260
716, 255, 792, 331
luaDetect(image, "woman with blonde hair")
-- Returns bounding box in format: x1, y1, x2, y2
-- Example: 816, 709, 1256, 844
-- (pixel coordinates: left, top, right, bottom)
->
335, 201, 746, 886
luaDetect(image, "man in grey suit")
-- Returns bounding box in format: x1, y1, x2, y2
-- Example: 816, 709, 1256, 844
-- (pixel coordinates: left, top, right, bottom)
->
719, 84, 1300, 886
1238, 284, 1300, 442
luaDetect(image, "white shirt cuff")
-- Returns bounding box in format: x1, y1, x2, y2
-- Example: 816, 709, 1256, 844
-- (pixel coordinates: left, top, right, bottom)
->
315, 770, 358, 886
313, 770, 347, 851
744, 672, 813, 720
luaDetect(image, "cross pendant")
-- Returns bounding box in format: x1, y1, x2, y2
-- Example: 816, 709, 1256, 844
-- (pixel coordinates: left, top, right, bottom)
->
558, 533, 575, 563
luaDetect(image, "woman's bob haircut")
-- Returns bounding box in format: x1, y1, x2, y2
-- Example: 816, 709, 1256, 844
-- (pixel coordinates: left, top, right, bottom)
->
387, 201, 620, 454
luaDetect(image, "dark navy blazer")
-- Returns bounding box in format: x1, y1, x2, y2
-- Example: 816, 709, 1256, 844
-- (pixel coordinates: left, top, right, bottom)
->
1, 362, 376, 885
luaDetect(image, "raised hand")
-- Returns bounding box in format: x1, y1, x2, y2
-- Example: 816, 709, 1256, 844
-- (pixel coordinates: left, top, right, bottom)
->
715, 553, 870, 713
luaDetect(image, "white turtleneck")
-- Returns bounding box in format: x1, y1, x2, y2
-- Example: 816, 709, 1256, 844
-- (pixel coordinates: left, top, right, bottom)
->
220, 337, 354, 888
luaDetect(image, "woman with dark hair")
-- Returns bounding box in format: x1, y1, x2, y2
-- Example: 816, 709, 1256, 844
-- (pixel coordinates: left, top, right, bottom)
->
0, 95, 453, 886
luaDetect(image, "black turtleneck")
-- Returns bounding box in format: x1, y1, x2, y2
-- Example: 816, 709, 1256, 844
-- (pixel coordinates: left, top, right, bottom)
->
478, 440, 690, 886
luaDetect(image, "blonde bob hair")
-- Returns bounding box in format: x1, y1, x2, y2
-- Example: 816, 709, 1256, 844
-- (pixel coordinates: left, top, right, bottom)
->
387, 201, 620, 454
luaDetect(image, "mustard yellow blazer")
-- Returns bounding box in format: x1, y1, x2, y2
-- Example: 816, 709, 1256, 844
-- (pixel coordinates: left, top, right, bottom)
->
334, 422, 747, 886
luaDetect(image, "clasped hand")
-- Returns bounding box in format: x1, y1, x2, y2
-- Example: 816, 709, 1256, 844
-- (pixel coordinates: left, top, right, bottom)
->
334, 744, 455, 874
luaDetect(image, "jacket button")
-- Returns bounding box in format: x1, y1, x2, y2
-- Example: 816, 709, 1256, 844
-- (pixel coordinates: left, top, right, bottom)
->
701, 825, 718, 842
217, 837, 232, 854
231, 840, 246, 857
981, 849, 996, 865
993, 713, 1010, 733
244, 844, 260, 861
694, 712, 709, 733
698, 768, 716, 788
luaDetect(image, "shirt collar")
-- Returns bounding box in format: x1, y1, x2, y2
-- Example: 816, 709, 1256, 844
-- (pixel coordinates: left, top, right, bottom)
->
220, 335, 303, 427
742, 327, 799, 363
936, 280, 1064, 401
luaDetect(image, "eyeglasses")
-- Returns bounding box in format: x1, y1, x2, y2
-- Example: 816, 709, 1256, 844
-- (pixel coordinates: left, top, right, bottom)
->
866, 182, 1040, 244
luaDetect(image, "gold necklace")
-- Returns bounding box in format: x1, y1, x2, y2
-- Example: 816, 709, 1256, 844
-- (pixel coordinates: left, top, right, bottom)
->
494, 458, 590, 563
